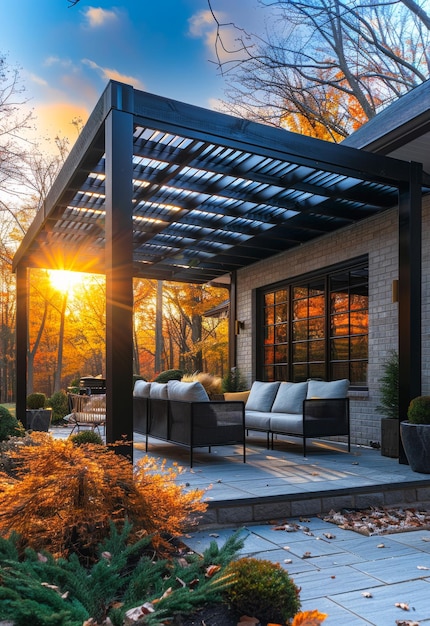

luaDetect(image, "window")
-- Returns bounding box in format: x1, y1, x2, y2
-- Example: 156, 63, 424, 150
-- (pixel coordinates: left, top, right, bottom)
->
258, 260, 368, 386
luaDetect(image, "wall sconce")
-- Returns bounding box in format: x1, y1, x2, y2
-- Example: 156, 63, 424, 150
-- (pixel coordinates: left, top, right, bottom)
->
392, 279, 399, 303
235, 320, 245, 335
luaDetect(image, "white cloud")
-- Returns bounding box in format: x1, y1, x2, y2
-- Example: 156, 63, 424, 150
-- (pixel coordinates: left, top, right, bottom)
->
82, 59, 145, 90
83, 7, 119, 28
188, 9, 216, 39
28, 73, 48, 87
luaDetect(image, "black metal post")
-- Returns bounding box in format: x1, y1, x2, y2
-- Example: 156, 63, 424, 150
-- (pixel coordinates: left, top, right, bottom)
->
398, 161, 422, 463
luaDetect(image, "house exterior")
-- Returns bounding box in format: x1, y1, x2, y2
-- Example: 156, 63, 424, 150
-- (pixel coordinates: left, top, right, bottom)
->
234, 80, 430, 447
12, 80, 428, 457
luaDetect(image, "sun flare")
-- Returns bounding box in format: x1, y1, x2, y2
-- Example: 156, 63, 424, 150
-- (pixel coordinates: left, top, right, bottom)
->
48, 270, 85, 294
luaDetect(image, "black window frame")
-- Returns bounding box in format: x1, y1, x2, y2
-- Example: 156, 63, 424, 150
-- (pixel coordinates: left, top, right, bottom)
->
256, 256, 368, 389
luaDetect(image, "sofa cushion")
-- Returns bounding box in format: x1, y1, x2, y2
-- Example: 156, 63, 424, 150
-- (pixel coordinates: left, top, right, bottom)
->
167, 380, 209, 402
133, 380, 151, 398
245, 410, 273, 431
149, 382, 169, 399
270, 413, 304, 435
246, 381, 280, 412
271, 382, 308, 414
307, 379, 350, 399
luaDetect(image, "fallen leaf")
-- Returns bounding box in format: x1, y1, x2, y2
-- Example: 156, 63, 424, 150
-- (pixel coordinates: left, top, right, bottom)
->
302, 551, 312, 559
395, 602, 410, 611
361, 591, 373, 598
377, 543, 385, 548
323, 532, 336, 539
205, 564, 221, 577
417, 565, 429, 570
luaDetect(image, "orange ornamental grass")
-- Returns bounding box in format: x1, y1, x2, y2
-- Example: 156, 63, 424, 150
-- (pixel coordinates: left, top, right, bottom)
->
0, 432, 206, 559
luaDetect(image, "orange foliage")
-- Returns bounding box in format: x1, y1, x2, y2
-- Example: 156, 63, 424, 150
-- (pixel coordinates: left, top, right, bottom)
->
291, 609, 328, 625
0, 433, 206, 559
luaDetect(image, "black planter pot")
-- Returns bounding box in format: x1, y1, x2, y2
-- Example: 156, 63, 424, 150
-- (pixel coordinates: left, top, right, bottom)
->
25, 408, 52, 432
400, 420, 430, 473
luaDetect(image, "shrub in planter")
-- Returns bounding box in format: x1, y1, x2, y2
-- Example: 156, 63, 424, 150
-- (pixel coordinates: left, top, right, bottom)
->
47, 391, 69, 424
26, 393, 46, 409
407, 396, 430, 424
400, 396, 430, 473
0, 406, 24, 441
222, 367, 247, 393
224, 557, 301, 623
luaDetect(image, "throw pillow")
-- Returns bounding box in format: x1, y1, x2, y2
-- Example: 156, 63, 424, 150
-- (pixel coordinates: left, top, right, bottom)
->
246, 381, 280, 412
149, 382, 169, 399
306, 379, 350, 399
167, 380, 209, 402
133, 380, 151, 398
271, 382, 308, 414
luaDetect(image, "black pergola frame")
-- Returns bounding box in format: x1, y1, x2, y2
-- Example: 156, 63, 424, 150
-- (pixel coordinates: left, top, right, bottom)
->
13, 81, 425, 459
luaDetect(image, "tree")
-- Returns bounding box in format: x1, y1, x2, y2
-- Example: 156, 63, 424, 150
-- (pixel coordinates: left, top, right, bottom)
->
210, 0, 430, 139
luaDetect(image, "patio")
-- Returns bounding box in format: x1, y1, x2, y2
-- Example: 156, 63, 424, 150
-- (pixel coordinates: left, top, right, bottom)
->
52, 425, 430, 528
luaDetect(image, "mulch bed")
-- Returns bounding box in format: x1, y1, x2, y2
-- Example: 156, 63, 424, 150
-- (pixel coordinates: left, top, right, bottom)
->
322, 507, 430, 536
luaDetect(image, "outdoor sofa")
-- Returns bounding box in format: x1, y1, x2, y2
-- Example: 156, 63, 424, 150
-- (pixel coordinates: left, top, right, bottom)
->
133, 380, 245, 467
243, 379, 350, 456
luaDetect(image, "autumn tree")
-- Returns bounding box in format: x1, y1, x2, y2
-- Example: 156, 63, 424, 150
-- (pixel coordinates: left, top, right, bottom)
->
210, 0, 430, 139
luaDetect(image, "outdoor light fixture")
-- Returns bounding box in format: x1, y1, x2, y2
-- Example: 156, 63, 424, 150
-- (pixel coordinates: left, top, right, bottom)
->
235, 320, 245, 335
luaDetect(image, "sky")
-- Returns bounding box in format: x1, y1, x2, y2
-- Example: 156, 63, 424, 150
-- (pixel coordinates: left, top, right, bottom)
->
1, 0, 267, 150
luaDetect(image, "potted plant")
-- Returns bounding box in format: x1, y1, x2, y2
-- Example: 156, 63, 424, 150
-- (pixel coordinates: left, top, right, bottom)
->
375, 350, 399, 457
25, 393, 52, 432
400, 396, 430, 473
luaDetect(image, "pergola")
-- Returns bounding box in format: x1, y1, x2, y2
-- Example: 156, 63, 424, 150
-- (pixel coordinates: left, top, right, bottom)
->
13, 81, 426, 459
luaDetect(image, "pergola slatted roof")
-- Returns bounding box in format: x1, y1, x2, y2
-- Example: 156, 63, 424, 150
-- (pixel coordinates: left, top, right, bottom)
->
13, 81, 415, 284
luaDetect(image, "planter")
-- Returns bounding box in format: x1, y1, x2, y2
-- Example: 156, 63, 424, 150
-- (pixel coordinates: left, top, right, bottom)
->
25, 408, 52, 432
380, 417, 399, 458
400, 420, 430, 473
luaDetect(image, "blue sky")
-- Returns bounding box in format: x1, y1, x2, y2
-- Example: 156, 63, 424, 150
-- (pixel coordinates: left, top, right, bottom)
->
1, 0, 266, 148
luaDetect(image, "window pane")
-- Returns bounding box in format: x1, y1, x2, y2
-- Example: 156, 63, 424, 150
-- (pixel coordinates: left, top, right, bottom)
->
265, 325, 274, 343
331, 313, 349, 336
331, 337, 349, 360
331, 291, 349, 313
275, 364, 289, 380
265, 307, 274, 325
350, 335, 368, 359
292, 364, 307, 381
350, 311, 368, 335
265, 293, 274, 306
264, 346, 274, 364
350, 361, 367, 386
309, 295, 325, 317
275, 289, 288, 303
331, 362, 350, 380
309, 340, 325, 360
263, 366, 275, 381
275, 323, 288, 343
293, 299, 308, 319
293, 320, 307, 340
275, 344, 288, 363
293, 285, 308, 299
275, 303, 288, 323
293, 342, 307, 361
309, 363, 325, 380
309, 317, 324, 339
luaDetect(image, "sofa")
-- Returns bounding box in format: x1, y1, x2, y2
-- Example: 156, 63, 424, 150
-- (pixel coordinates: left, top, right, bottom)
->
133, 379, 246, 467
244, 379, 350, 455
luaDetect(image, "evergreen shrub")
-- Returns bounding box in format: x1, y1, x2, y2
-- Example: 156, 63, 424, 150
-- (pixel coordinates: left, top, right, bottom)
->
0, 405, 24, 441
407, 396, 430, 424
225, 557, 301, 623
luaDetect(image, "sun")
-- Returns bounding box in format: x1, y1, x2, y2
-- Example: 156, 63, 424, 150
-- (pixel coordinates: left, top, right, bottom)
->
48, 270, 85, 294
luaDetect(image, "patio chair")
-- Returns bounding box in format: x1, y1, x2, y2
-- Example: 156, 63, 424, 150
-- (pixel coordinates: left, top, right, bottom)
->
66, 392, 106, 436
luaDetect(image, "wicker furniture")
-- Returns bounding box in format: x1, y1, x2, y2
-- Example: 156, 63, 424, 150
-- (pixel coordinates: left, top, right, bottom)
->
66, 393, 106, 436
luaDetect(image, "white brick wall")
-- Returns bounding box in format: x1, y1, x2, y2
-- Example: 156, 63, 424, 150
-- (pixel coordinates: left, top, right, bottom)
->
235, 195, 430, 446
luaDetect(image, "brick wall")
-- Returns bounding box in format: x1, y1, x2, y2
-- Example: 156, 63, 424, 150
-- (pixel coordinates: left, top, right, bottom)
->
235, 195, 430, 446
